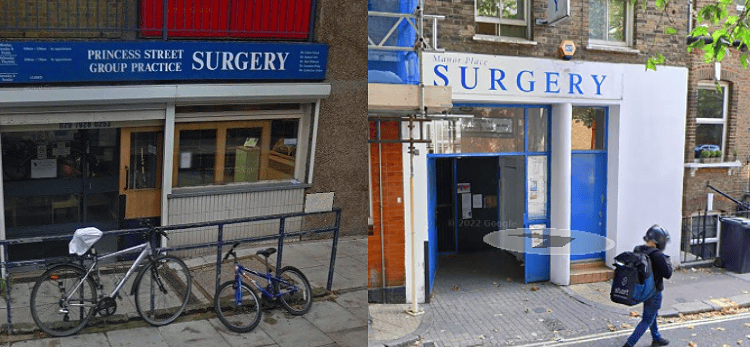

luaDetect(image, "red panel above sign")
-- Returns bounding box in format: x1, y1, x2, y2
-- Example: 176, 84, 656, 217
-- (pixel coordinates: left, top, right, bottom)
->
140, 0, 312, 40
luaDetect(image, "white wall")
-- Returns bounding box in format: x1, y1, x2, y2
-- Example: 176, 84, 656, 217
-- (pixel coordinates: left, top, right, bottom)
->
609, 65, 687, 266
403, 130, 429, 304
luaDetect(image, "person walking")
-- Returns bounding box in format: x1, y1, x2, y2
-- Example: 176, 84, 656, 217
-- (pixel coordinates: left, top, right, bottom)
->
623, 225, 673, 347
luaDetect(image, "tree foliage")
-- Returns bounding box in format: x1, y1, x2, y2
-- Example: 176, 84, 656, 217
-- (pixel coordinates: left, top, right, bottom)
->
647, 0, 750, 70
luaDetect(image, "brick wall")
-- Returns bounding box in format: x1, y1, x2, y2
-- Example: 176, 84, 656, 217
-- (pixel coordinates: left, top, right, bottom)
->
368, 121, 407, 288
424, 0, 688, 67
682, 0, 750, 219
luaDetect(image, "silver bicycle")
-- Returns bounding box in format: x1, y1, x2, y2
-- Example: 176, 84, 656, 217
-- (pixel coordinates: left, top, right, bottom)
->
29, 227, 192, 337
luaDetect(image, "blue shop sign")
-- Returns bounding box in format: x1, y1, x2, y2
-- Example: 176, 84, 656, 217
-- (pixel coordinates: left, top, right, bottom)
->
0, 41, 328, 84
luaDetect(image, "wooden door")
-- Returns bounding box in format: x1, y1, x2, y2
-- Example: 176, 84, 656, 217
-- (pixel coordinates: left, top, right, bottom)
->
120, 127, 164, 219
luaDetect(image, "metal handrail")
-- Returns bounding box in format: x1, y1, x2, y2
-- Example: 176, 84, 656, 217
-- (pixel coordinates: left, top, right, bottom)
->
0, 208, 342, 334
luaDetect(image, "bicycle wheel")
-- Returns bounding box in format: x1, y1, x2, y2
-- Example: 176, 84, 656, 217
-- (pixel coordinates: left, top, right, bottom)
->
214, 280, 262, 333
274, 266, 312, 315
134, 255, 192, 326
30, 265, 97, 337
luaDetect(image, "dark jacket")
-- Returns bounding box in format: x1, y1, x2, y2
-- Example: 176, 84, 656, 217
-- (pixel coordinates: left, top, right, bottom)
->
635, 245, 673, 292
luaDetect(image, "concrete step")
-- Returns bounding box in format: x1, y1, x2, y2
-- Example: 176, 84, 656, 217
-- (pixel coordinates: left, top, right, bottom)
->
570, 260, 614, 284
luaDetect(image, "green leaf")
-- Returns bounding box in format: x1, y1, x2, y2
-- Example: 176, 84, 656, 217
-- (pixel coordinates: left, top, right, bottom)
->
741, 53, 748, 69
665, 27, 677, 35
646, 58, 657, 71
690, 26, 709, 37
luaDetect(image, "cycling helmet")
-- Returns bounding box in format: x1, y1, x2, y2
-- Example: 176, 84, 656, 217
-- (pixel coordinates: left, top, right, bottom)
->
643, 224, 670, 250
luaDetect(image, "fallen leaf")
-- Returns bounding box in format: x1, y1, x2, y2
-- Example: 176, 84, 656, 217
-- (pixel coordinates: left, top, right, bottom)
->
738, 340, 743, 345
525, 308, 530, 313
687, 325, 694, 329
630, 311, 639, 318
452, 286, 459, 291
547, 309, 553, 313
506, 277, 513, 282
742, 290, 749, 294
607, 324, 616, 332
531, 286, 539, 291
723, 344, 731, 347
718, 327, 726, 331
746, 323, 750, 327
621, 323, 632, 329
688, 342, 697, 347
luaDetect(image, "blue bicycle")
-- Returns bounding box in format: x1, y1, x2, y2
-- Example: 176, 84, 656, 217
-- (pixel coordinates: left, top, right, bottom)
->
214, 242, 313, 332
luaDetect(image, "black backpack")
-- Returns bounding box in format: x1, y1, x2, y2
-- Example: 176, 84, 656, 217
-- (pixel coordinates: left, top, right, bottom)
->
610, 247, 657, 306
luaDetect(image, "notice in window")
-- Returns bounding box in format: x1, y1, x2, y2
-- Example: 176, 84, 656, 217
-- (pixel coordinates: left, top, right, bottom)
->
180, 152, 192, 169
461, 193, 472, 219
528, 156, 547, 220
31, 159, 57, 178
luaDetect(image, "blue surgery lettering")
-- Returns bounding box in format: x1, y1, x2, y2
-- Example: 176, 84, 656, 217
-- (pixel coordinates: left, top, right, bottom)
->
490, 68, 507, 91
568, 73, 583, 95
517, 70, 535, 92
545, 72, 560, 93
433, 65, 449, 86
460, 66, 479, 90
592, 75, 607, 95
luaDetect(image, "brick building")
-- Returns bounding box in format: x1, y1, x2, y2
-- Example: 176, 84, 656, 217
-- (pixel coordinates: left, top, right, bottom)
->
0, 0, 367, 260
370, 0, 689, 304
680, 0, 750, 261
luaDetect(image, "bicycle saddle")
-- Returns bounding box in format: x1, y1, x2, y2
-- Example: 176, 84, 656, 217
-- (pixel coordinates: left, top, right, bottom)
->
256, 248, 276, 258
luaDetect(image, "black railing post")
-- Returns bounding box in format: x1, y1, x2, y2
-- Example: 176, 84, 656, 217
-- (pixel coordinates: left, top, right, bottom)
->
3, 242, 12, 334
276, 217, 285, 278
307, 0, 319, 42
215, 224, 224, 296
162, 0, 168, 40
327, 210, 342, 291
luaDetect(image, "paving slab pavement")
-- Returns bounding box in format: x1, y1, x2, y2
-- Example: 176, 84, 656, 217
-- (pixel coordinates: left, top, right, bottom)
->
368, 251, 750, 347
0, 235, 367, 347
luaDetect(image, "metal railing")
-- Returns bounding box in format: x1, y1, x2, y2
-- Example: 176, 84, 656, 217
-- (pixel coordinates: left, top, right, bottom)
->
0, 0, 316, 41
0, 208, 341, 334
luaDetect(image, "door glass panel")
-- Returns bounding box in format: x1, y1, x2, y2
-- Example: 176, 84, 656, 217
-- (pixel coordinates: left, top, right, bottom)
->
445, 107, 525, 153
224, 127, 263, 183
177, 129, 217, 187
528, 108, 548, 153
129, 132, 159, 189
89, 129, 118, 178
527, 156, 548, 220
572, 107, 606, 150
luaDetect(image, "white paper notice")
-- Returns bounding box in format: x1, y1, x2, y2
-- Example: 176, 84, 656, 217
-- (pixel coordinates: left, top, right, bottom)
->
180, 152, 192, 169
473, 194, 483, 208
31, 159, 57, 178
528, 156, 548, 219
461, 193, 472, 219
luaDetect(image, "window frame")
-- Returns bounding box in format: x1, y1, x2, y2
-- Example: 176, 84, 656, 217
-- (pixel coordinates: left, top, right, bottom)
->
172, 108, 310, 189
588, 0, 635, 47
695, 81, 729, 160
474, 0, 532, 40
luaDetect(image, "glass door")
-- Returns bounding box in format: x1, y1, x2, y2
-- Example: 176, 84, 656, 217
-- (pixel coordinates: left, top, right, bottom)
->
120, 128, 163, 220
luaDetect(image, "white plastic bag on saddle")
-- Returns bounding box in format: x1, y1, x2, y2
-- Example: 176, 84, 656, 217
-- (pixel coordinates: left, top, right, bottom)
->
69, 227, 103, 256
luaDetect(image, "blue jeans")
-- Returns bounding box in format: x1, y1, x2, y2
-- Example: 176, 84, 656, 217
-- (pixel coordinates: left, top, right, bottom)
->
626, 291, 663, 346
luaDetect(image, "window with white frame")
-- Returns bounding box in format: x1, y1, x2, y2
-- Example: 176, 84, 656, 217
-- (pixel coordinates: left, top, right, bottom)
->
475, 0, 530, 40
694, 82, 728, 160
588, 0, 634, 46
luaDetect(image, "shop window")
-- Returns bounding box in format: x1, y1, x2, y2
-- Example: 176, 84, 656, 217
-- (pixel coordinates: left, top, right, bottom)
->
475, 0, 530, 40
694, 83, 728, 160
174, 120, 299, 188
459, 107, 524, 153
572, 107, 606, 151
588, 0, 633, 47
